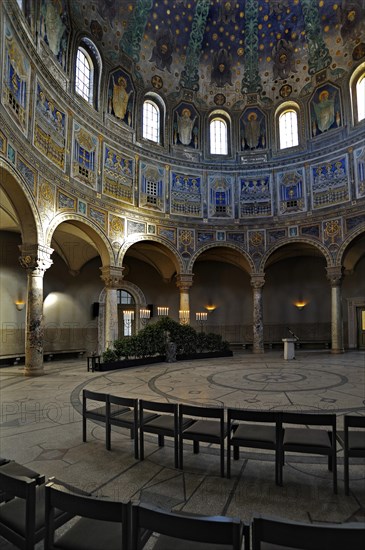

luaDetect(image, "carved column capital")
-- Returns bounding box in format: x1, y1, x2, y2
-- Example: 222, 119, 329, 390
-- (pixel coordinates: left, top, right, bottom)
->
100, 266, 124, 288
326, 266, 343, 286
176, 273, 194, 291
250, 274, 265, 289
18, 244, 53, 276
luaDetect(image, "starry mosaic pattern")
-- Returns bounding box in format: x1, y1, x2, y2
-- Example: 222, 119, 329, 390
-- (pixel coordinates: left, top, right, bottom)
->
68, 0, 363, 108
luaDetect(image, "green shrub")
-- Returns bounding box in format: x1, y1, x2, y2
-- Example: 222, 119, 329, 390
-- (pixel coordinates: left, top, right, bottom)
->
105, 317, 229, 362
102, 348, 118, 363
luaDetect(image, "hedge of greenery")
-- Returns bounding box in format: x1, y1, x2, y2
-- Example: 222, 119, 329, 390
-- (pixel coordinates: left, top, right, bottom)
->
102, 317, 230, 363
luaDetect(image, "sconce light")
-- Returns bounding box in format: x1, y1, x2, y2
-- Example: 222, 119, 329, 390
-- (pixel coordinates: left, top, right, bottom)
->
157, 307, 169, 316
205, 304, 217, 313
15, 301, 25, 311
294, 301, 307, 311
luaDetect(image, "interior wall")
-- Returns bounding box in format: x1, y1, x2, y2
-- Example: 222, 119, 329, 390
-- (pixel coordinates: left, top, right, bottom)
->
0, 232, 27, 355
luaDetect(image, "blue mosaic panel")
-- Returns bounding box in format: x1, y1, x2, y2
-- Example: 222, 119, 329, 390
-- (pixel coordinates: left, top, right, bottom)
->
140, 162, 165, 212
17, 156, 36, 194
197, 231, 215, 244
311, 156, 350, 209
171, 172, 202, 217
277, 169, 306, 215
127, 220, 146, 235
239, 175, 272, 217
103, 144, 134, 204
208, 175, 234, 219
72, 121, 98, 189
3, 19, 30, 134
354, 146, 365, 199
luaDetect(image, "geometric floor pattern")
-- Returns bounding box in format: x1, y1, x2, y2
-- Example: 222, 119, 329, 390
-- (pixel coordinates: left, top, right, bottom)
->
0, 350, 364, 548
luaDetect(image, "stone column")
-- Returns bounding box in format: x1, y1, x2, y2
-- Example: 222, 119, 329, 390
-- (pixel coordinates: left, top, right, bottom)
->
326, 266, 344, 354
251, 274, 265, 354
100, 266, 124, 350
19, 244, 53, 376
176, 274, 194, 325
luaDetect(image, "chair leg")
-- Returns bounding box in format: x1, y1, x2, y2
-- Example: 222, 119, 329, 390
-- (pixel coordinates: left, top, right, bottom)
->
140, 429, 144, 461
82, 416, 87, 442
227, 444, 231, 478
106, 421, 111, 451
220, 442, 224, 478
158, 434, 165, 447
333, 452, 337, 495
134, 428, 139, 459
344, 452, 349, 496
233, 445, 239, 460
179, 437, 184, 470
193, 440, 199, 454
174, 436, 179, 469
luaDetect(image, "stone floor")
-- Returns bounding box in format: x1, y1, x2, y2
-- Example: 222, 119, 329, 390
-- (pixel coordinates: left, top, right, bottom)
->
0, 350, 364, 547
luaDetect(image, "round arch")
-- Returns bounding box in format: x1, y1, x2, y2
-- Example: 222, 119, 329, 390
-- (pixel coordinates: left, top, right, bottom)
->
97, 282, 148, 354
337, 224, 365, 267
260, 238, 332, 272
45, 212, 115, 267
0, 160, 42, 244
117, 234, 183, 273
189, 242, 254, 275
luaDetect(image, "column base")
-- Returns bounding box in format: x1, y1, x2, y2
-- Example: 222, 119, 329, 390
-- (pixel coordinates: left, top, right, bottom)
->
330, 348, 345, 354
23, 366, 45, 376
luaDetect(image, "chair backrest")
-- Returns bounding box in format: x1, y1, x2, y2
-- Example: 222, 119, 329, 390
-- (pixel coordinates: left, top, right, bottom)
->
131, 501, 246, 550
140, 399, 177, 417
0, 470, 38, 549
45, 481, 129, 548
282, 411, 336, 430
179, 403, 225, 421
252, 515, 365, 550
108, 394, 137, 415
83, 389, 108, 412
345, 414, 365, 429
227, 408, 279, 426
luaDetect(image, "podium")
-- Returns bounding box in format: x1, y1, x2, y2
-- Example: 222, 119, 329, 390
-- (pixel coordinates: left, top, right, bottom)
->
282, 338, 296, 360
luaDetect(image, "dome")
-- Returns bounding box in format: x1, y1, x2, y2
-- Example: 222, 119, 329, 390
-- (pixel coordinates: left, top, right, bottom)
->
68, 0, 365, 109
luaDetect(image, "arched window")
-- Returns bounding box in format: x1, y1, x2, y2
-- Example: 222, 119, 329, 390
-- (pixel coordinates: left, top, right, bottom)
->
75, 47, 92, 103
74, 38, 101, 109
143, 99, 160, 143
117, 290, 135, 337
279, 109, 299, 149
356, 73, 365, 122
210, 117, 228, 155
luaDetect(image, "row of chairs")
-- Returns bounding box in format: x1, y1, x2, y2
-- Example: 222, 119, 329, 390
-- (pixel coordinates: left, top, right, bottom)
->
82, 390, 365, 494
1, 461, 364, 550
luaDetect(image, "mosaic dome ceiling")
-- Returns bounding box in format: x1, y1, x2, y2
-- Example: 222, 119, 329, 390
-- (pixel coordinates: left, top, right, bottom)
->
69, 0, 365, 109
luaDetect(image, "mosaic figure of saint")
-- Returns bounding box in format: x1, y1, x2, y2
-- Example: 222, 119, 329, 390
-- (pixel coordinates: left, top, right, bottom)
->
313, 90, 335, 133
40, 0, 66, 60
210, 49, 233, 87
112, 75, 132, 120
177, 108, 197, 146
243, 112, 261, 150
149, 29, 174, 73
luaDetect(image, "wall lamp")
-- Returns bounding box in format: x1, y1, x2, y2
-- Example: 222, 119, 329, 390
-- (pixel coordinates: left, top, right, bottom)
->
15, 301, 25, 311
293, 301, 307, 311
205, 304, 217, 313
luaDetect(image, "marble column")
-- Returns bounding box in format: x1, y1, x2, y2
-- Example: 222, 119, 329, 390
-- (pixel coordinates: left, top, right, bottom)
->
176, 274, 193, 325
100, 266, 124, 350
251, 274, 265, 354
326, 266, 344, 354
19, 244, 53, 376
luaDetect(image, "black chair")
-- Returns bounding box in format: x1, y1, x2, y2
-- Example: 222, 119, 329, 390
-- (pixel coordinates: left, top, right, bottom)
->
339, 415, 365, 495
280, 412, 337, 493
139, 400, 180, 467
227, 409, 281, 484
44, 479, 129, 550
179, 404, 227, 477
0, 470, 67, 550
107, 395, 139, 457
252, 514, 365, 549
82, 390, 130, 448
131, 501, 250, 550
